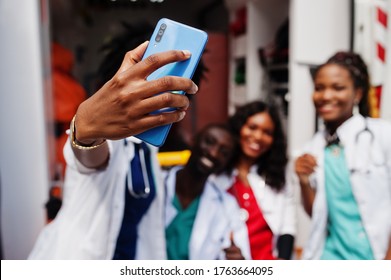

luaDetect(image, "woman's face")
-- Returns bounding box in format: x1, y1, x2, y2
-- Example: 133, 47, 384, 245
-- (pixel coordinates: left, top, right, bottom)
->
312, 64, 362, 128
239, 112, 275, 160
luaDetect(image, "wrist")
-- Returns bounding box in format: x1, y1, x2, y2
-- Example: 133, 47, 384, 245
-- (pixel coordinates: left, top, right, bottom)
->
70, 115, 106, 150
298, 175, 311, 186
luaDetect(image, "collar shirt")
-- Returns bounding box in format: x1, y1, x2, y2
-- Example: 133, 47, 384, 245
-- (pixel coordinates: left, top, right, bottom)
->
164, 166, 251, 260
28, 137, 166, 259
294, 114, 391, 259
219, 167, 296, 258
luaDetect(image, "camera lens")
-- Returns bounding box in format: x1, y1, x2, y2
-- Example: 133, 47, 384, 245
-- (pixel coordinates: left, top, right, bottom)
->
161, 24, 167, 30
155, 35, 161, 42
158, 30, 164, 35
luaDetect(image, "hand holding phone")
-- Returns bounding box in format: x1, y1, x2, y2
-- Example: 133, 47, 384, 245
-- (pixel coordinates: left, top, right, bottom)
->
134, 18, 208, 147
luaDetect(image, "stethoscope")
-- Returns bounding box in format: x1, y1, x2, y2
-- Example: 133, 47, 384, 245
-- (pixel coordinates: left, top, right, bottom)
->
349, 118, 386, 174
124, 139, 151, 198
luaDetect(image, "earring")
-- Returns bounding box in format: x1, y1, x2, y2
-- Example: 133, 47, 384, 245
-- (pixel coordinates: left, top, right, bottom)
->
353, 101, 360, 115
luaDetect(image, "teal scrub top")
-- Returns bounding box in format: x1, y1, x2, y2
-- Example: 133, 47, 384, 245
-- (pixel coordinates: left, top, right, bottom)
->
321, 144, 374, 260
165, 195, 200, 260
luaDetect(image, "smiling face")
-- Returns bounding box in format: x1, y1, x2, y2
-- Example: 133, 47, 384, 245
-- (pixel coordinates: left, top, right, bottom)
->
190, 126, 236, 175
313, 64, 363, 130
239, 112, 275, 161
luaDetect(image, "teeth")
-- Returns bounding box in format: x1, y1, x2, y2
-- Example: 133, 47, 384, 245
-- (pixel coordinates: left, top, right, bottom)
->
320, 104, 335, 111
200, 157, 214, 168
249, 143, 260, 150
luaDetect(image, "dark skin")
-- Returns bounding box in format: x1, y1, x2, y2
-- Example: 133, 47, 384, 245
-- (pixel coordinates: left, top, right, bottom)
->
295, 64, 362, 217
71, 41, 198, 168
295, 64, 391, 259
175, 127, 235, 209
236, 112, 275, 187
224, 232, 245, 260
174, 126, 244, 260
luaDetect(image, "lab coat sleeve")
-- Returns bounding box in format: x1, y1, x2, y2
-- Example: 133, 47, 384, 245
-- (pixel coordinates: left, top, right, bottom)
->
225, 195, 252, 260
63, 137, 117, 174
280, 166, 297, 236
382, 121, 391, 193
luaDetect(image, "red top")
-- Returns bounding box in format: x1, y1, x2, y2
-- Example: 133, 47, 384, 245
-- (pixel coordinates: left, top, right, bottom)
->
228, 177, 275, 260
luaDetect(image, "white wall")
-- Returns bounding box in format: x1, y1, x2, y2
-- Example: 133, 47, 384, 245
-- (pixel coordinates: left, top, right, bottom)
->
0, 0, 51, 259
289, 0, 351, 153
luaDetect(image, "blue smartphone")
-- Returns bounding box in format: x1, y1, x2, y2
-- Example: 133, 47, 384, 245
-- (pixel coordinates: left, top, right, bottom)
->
134, 18, 208, 147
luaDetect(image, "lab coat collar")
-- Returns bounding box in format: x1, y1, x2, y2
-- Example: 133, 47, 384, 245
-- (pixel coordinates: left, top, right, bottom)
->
319, 114, 365, 147
189, 178, 226, 258
335, 114, 366, 147
164, 166, 229, 259
209, 172, 235, 192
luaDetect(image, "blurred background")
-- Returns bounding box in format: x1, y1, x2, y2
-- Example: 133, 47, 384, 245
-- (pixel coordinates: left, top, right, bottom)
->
1, 0, 390, 259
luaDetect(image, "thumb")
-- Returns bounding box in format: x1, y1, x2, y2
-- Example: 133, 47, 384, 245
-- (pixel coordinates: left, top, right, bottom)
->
116, 41, 149, 74
229, 231, 235, 246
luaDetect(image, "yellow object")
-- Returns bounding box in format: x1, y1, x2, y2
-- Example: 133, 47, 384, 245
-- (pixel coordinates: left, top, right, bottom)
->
368, 86, 380, 118
157, 150, 191, 167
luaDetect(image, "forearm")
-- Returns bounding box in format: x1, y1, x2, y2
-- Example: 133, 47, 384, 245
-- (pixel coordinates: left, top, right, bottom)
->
385, 235, 391, 260
299, 177, 315, 217
71, 142, 109, 169
277, 234, 294, 259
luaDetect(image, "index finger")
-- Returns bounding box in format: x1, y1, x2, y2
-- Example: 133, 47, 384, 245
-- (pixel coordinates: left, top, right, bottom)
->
298, 153, 316, 165
135, 49, 192, 79
116, 41, 149, 75
303, 154, 317, 167
229, 231, 235, 245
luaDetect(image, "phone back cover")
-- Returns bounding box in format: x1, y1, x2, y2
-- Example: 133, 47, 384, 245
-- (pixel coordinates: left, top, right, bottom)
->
134, 18, 208, 147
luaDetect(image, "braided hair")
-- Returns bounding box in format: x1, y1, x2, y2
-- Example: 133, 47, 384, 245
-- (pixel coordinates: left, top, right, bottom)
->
315, 51, 371, 117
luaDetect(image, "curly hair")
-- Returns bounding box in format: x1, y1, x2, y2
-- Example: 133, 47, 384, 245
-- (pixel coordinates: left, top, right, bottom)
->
314, 51, 371, 117
95, 21, 153, 90
95, 20, 207, 91
95, 20, 208, 152
228, 101, 287, 191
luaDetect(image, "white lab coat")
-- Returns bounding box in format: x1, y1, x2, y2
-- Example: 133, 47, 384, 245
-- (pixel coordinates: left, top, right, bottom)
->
218, 168, 297, 258
164, 166, 252, 260
29, 137, 166, 259
293, 115, 391, 260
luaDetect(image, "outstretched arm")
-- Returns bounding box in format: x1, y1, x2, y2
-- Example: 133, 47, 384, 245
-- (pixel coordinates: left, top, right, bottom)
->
71, 41, 198, 169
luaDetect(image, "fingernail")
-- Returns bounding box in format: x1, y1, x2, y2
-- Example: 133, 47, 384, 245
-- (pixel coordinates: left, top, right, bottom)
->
182, 50, 191, 57
188, 83, 198, 94
178, 111, 186, 121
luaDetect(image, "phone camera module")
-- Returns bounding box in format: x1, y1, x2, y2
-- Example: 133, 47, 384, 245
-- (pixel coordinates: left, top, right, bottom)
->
155, 24, 166, 42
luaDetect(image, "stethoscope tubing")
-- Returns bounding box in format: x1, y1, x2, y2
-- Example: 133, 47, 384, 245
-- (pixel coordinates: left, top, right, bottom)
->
350, 118, 386, 174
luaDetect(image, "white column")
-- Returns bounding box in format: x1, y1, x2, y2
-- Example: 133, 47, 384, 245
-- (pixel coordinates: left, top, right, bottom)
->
288, 0, 351, 255
0, 0, 52, 259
